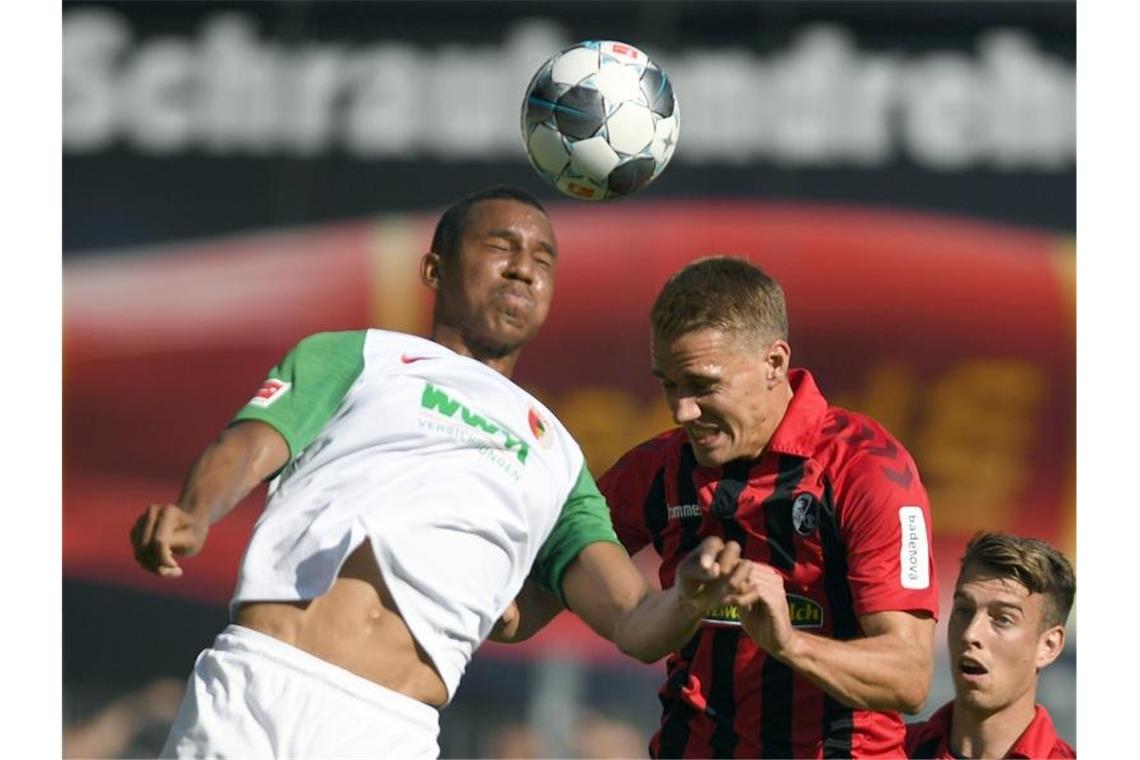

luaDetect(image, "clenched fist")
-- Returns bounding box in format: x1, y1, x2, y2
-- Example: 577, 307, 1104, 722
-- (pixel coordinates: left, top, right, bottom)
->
129, 503, 209, 578
675, 536, 765, 615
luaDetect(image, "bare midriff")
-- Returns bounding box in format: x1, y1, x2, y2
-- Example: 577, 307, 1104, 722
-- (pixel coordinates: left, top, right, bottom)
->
234, 540, 448, 707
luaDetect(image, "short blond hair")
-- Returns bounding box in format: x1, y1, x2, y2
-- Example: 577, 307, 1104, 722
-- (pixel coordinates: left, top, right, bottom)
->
650, 256, 788, 346
961, 532, 1075, 630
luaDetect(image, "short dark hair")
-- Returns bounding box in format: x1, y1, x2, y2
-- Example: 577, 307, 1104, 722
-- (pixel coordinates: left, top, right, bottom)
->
431, 185, 547, 259
960, 532, 1076, 630
650, 256, 789, 345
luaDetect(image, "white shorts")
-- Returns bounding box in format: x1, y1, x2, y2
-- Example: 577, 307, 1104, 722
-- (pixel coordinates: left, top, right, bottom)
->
160, 624, 440, 759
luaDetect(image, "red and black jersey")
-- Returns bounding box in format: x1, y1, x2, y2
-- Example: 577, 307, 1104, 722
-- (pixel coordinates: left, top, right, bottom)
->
906, 702, 1075, 759
599, 369, 939, 758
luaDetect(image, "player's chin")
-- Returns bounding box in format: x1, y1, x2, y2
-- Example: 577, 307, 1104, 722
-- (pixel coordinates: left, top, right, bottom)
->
690, 439, 731, 468
476, 321, 537, 357
493, 313, 543, 344
950, 675, 992, 705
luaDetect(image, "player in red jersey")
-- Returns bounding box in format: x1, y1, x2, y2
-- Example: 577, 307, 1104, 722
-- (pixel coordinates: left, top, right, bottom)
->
906, 532, 1075, 759
606, 256, 939, 758
497, 256, 938, 757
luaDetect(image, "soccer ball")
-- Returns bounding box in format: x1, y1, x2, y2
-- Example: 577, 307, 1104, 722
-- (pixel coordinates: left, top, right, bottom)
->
521, 40, 679, 201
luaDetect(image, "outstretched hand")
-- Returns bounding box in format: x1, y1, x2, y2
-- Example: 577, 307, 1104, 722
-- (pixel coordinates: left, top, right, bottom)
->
675, 536, 764, 615
129, 504, 209, 578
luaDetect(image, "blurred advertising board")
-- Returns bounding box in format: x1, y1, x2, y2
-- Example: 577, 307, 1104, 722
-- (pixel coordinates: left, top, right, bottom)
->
64, 0, 1074, 252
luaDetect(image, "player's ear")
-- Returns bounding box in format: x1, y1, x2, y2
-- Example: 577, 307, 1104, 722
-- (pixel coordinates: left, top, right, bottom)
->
766, 339, 791, 386
1035, 624, 1065, 670
420, 251, 443, 291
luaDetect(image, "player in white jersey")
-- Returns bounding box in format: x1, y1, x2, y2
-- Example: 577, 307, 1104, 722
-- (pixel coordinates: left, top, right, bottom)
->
129, 186, 767, 759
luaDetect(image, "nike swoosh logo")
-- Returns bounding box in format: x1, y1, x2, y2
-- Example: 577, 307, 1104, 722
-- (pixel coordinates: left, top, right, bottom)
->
400, 354, 435, 364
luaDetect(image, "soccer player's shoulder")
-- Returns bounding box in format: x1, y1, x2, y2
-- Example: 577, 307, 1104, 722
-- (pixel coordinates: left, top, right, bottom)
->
597, 427, 684, 498
1050, 738, 1076, 758
817, 403, 915, 468
606, 427, 683, 475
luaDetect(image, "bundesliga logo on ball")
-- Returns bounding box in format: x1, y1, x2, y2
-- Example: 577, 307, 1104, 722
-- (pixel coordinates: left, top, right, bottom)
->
521, 40, 680, 201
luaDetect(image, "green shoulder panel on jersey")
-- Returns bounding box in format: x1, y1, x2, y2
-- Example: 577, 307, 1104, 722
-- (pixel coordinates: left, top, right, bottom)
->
229, 331, 367, 461
531, 463, 622, 605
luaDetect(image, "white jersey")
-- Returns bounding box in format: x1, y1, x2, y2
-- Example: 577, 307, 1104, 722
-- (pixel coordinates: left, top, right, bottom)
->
229, 330, 618, 700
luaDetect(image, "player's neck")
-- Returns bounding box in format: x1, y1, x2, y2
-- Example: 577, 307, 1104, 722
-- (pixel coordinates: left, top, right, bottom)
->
430, 326, 520, 378
950, 689, 1037, 759
749, 380, 794, 459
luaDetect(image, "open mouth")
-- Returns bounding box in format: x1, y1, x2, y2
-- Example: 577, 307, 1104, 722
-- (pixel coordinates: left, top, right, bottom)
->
686, 428, 721, 445
958, 657, 988, 676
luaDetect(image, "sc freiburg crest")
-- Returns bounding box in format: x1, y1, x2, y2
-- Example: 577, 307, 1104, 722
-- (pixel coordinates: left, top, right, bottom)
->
792, 493, 819, 536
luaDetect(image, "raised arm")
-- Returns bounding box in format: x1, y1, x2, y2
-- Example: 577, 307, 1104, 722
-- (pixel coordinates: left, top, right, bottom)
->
130, 331, 368, 578
129, 420, 289, 577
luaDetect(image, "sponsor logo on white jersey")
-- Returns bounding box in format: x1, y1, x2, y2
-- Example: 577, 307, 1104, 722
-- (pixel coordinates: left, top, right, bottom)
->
899, 506, 930, 589
247, 378, 290, 408
528, 407, 554, 449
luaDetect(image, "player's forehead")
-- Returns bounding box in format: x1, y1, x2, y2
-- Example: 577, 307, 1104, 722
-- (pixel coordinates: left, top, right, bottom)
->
650, 328, 752, 377
463, 199, 555, 248
954, 565, 1034, 606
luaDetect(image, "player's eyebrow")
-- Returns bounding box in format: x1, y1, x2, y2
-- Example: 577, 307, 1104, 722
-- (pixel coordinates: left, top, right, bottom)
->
486, 228, 558, 257
651, 367, 719, 385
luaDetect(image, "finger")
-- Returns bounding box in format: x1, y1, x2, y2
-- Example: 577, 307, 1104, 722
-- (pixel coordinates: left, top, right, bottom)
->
696, 535, 726, 573
725, 558, 753, 591
726, 587, 765, 608
713, 540, 742, 576
150, 506, 183, 571
136, 505, 163, 569
129, 512, 150, 565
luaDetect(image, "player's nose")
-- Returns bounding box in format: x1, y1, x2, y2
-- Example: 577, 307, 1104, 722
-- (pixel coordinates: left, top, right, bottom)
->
672, 397, 700, 425
958, 613, 986, 646
504, 248, 536, 283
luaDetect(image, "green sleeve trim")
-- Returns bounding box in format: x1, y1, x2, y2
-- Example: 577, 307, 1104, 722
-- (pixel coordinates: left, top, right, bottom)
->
230, 331, 367, 462
531, 463, 622, 605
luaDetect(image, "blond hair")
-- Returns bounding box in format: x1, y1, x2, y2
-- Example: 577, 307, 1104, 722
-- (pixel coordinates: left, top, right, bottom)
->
650, 256, 788, 346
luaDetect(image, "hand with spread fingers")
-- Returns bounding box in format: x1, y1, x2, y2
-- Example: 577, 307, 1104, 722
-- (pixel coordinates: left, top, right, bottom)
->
129, 503, 209, 578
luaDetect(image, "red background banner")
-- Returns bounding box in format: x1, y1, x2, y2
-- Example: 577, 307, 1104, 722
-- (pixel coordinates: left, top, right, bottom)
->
64, 201, 1074, 661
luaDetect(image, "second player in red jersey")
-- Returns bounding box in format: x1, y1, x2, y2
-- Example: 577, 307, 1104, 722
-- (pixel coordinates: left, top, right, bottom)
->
600, 257, 939, 758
